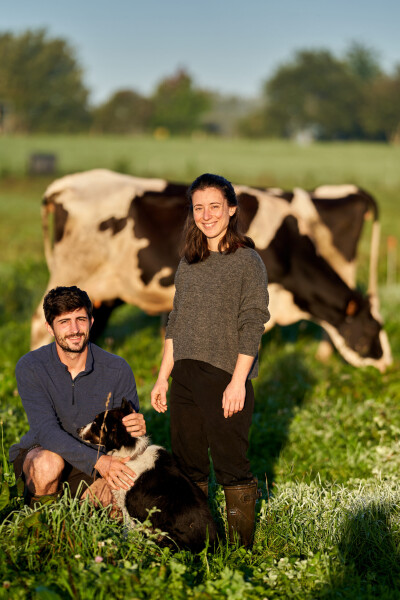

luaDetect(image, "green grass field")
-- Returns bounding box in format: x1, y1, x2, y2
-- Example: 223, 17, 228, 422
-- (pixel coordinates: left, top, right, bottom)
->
2, 135, 400, 191
0, 136, 400, 598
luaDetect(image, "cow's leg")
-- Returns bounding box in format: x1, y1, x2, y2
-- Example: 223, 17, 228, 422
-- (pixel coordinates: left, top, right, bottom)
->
90, 299, 123, 342
315, 331, 334, 362
31, 297, 53, 350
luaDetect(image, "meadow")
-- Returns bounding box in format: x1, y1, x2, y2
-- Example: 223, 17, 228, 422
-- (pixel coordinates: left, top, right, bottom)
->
0, 135, 399, 599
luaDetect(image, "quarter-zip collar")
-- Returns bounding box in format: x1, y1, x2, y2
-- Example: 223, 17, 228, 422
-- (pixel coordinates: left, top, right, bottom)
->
50, 341, 94, 379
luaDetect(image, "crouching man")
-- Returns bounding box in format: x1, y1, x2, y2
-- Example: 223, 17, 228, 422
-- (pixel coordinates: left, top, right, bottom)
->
9, 286, 145, 509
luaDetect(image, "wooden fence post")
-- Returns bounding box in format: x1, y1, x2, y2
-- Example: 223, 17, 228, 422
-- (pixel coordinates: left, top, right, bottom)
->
387, 236, 398, 286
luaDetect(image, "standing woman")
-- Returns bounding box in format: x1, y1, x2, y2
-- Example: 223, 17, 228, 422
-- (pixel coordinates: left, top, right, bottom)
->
151, 173, 269, 547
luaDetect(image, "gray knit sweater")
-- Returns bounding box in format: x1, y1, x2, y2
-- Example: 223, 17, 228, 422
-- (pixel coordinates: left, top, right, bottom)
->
165, 247, 270, 379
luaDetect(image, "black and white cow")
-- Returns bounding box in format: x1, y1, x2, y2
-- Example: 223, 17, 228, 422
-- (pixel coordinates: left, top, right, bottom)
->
31, 169, 392, 371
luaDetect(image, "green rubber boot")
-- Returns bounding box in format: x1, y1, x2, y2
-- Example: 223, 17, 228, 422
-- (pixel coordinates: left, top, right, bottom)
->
224, 478, 262, 547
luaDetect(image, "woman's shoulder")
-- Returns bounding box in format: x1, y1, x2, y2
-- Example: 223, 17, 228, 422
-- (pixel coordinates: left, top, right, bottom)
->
177, 256, 190, 271
235, 247, 268, 279
235, 246, 264, 265
174, 257, 192, 281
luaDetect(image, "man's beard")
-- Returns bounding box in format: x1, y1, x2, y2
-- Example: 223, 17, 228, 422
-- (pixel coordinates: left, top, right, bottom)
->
55, 332, 90, 354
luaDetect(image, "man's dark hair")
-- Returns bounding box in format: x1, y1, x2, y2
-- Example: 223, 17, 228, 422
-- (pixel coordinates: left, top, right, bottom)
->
43, 286, 93, 326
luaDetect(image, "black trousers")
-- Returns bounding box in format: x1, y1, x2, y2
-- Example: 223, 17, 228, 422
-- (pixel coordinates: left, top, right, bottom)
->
170, 359, 254, 486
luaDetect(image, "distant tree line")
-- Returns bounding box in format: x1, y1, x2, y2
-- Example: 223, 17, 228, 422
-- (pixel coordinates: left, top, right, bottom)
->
0, 29, 91, 133
1, 29, 399, 142
240, 44, 400, 142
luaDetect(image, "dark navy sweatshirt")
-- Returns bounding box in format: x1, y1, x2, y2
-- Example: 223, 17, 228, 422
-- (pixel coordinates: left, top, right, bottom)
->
9, 342, 139, 476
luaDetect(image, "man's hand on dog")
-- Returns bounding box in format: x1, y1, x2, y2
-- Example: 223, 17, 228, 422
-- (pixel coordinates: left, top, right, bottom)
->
122, 412, 146, 437
95, 455, 136, 490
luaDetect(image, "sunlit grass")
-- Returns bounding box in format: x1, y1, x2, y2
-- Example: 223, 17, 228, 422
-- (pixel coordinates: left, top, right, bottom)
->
1, 135, 400, 192
0, 141, 399, 597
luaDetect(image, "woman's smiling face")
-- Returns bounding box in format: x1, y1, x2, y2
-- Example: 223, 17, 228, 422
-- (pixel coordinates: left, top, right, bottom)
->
192, 187, 236, 251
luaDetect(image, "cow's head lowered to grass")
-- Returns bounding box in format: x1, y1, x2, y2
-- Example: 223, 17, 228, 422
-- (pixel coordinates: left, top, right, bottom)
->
31, 169, 392, 371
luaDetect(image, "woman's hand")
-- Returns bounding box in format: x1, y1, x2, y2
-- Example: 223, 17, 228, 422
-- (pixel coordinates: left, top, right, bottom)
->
122, 412, 146, 437
151, 338, 174, 413
222, 354, 254, 418
151, 378, 169, 413
94, 455, 136, 490
222, 380, 246, 418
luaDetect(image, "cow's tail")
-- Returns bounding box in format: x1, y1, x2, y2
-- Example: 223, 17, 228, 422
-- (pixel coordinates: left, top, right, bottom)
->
361, 188, 380, 299
41, 194, 55, 269
368, 219, 380, 298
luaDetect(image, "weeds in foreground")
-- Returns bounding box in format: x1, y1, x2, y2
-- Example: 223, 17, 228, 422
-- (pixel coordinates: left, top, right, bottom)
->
3, 479, 400, 598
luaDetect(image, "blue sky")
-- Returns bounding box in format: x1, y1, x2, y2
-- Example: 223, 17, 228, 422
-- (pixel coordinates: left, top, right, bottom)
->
3, 0, 400, 104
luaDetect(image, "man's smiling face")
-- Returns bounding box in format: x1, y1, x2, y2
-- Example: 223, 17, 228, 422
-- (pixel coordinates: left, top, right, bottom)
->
46, 307, 92, 354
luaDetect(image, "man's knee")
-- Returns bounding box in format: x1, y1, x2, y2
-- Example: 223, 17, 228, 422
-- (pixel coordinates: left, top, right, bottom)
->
23, 447, 65, 493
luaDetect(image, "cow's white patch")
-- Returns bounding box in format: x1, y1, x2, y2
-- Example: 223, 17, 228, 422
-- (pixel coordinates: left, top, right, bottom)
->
45, 169, 168, 214
312, 184, 359, 199
235, 185, 290, 250
264, 187, 285, 196
291, 187, 320, 225
291, 188, 355, 287
264, 284, 310, 329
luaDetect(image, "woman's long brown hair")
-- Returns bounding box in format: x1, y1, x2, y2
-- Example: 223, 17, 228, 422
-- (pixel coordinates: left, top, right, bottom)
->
182, 173, 254, 264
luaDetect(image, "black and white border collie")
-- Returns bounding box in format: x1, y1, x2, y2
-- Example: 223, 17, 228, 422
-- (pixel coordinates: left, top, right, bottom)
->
78, 399, 217, 552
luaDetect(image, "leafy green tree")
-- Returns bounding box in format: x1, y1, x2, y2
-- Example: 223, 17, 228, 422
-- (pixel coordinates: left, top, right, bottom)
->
263, 49, 364, 139
361, 67, 400, 142
345, 42, 382, 82
0, 29, 91, 132
237, 108, 266, 138
92, 89, 153, 134
151, 69, 211, 135
200, 93, 261, 136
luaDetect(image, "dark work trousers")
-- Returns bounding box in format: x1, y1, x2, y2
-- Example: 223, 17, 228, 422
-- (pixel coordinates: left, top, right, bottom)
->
170, 359, 255, 486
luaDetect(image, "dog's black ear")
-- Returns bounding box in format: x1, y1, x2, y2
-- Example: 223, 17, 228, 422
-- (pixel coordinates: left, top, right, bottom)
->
120, 397, 134, 414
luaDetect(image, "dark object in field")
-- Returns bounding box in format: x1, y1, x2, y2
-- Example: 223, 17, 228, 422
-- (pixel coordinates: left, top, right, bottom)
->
29, 153, 57, 176
78, 399, 217, 552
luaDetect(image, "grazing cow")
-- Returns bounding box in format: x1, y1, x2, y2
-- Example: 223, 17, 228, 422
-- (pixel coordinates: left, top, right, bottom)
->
31, 169, 392, 372
260, 184, 381, 362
